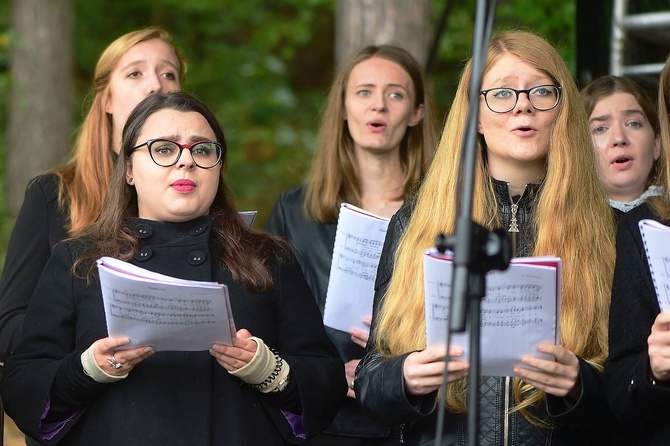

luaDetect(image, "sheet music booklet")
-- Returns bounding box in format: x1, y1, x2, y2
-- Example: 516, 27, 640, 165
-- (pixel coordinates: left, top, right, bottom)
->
323, 203, 390, 333
638, 219, 670, 312
423, 248, 561, 376
97, 256, 236, 351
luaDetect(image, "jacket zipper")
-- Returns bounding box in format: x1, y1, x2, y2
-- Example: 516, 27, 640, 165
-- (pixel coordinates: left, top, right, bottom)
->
503, 185, 524, 444
507, 184, 527, 233
503, 376, 511, 446
507, 184, 527, 257
399, 423, 405, 443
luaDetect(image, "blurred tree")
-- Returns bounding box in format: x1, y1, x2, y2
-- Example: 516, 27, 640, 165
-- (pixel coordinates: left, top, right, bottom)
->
428, 0, 575, 120
0, 0, 577, 233
6, 0, 74, 217
335, 0, 432, 70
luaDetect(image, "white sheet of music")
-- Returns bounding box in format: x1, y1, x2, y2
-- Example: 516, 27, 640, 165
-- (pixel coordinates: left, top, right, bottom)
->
97, 257, 236, 352
423, 249, 561, 376
639, 219, 670, 312
323, 203, 390, 333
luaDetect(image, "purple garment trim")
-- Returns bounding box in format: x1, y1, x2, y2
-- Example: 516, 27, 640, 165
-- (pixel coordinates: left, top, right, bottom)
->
281, 410, 306, 439
38, 395, 80, 441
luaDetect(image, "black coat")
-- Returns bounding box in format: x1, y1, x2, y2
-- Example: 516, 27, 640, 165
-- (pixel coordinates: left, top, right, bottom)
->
355, 180, 614, 446
0, 174, 68, 361
1, 216, 346, 445
265, 186, 391, 439
605, 203, 670, 445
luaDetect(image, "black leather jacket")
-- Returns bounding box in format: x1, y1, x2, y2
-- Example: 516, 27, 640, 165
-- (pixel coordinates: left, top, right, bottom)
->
355, 179, 613, 445
266, 186, 392, 439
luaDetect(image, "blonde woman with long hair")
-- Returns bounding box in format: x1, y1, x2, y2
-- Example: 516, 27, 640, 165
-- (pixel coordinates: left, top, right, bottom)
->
355, 30, 616, 445
604, 54, 670, 446
0, 27, 186, 361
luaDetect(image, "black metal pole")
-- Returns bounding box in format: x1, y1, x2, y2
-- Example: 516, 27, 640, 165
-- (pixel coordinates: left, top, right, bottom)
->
433, 1, 500, 446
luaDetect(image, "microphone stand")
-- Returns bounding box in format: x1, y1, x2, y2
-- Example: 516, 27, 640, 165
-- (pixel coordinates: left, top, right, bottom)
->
432, 1, 511, 446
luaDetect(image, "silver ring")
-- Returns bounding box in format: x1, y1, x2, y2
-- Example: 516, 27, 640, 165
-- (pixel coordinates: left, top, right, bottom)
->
107, 355, 123, 369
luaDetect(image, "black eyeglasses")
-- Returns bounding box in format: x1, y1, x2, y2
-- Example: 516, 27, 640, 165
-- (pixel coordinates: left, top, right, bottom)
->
480, 84, 562, 114
130, 139, 223, 169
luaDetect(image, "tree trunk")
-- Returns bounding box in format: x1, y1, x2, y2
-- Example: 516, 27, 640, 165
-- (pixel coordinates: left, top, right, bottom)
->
335, 0, 432, 71
7, 0, 74, 217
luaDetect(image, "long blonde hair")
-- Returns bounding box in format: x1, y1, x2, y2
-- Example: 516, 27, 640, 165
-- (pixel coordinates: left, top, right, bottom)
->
374, 30, 615, 425
303, 44, 437, 223
54, 27, 187, 234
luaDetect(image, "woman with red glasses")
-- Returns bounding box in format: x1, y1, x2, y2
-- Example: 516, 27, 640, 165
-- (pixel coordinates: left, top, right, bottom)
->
1, 91, 346, 445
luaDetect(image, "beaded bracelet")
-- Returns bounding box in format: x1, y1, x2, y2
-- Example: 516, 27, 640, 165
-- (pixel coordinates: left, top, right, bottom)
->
250, 349, 283, 391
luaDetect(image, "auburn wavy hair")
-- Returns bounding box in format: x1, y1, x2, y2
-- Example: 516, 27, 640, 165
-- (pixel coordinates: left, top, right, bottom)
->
54, 27, 187, 234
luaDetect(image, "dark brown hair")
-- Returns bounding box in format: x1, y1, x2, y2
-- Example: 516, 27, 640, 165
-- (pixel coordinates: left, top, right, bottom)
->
74, 91, 288, 292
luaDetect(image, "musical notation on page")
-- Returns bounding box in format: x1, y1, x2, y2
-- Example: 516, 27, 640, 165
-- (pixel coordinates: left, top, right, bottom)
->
639, 219, 670, 312
423, 249, 561, 376
323, 203, 390, 333
97, 257, 236, 351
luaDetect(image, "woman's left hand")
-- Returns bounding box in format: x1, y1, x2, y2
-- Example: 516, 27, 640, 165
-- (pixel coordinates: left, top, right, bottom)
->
210, 328, 258, 372
513, 343, 581, 400
349, 316, 371, 348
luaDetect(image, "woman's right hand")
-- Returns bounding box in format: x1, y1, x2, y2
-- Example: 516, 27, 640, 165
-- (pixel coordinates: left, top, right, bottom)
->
403, 347, 469, 396
91, 337, 155, 376
648, 312, 670, 382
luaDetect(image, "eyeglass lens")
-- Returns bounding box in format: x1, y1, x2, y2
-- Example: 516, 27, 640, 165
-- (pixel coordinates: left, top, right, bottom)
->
484, 86, 559, 113
149, 140, 221, 168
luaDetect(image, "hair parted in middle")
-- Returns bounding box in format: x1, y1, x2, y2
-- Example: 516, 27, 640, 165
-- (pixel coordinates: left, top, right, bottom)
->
303, 44, 437, 223
74, 91, 288, 292
373, 29, 616, 425
54, 26, 188, 235
581, 74, 662, 188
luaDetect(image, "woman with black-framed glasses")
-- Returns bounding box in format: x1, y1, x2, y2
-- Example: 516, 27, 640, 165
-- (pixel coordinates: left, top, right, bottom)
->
355, 30, 616, 445
130, 139, 224, 169
1, 91, 347, 445
481, 84, 561, 113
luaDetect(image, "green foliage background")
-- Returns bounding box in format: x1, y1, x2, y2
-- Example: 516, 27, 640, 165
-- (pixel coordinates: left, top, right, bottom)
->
0, 0, 577, 261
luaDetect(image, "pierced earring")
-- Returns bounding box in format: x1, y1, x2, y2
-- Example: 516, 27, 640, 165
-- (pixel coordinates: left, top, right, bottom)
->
128, 177, 134, 184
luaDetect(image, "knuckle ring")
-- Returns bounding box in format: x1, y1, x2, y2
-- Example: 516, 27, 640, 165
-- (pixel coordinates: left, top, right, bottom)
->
107, 355, 123, 369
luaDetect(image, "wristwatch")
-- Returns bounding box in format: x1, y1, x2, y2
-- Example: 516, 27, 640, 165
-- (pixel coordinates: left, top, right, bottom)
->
271, 373, 290, 393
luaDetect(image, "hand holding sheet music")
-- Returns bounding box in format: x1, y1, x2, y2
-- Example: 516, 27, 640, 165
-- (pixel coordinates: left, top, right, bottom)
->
97, 257, 236, 351
423, 249, 561, 376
